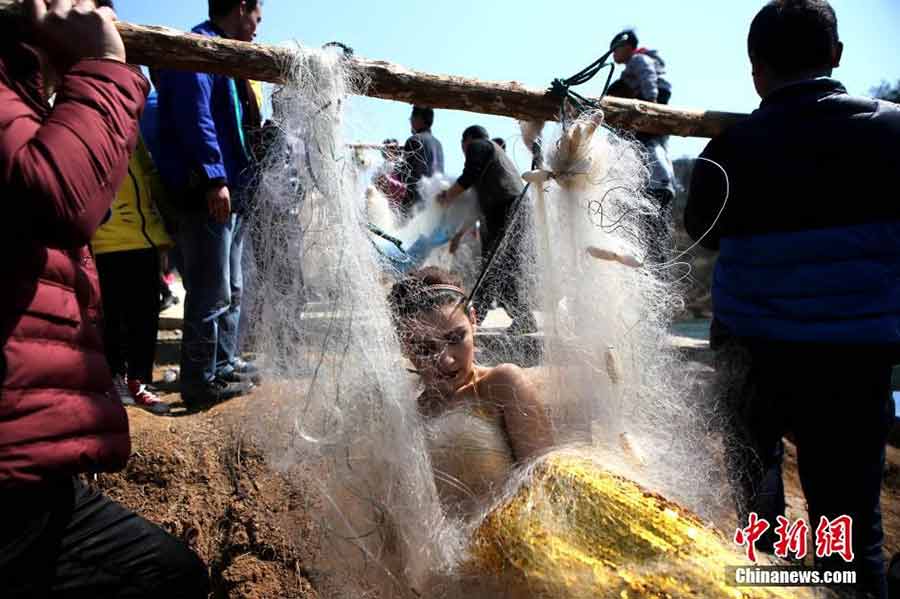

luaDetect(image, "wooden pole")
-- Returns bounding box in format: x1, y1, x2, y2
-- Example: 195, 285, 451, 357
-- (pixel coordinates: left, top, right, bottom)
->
348, 143, 390, 151
0, 1, 747, 138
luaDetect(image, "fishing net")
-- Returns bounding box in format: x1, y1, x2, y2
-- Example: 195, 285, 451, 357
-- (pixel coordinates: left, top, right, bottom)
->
244, 46, 792, 598
247, 47, 456, 596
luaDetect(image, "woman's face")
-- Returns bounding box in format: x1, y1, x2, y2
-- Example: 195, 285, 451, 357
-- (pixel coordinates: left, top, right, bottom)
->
401, 303, 477, 395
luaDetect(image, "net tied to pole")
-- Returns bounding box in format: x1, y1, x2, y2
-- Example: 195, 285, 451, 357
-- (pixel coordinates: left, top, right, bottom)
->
549, 49, 615, 128
549, 31, 634, 128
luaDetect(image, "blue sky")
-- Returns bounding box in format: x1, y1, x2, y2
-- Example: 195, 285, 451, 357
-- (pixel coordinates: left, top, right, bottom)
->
119, 0, 900, 174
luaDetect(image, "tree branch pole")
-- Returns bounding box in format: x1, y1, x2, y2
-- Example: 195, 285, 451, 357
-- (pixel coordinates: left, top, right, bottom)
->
348, 143, 389, 151
0, 1, 747, 137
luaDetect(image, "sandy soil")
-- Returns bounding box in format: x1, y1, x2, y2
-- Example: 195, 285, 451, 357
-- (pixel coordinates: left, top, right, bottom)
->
97, 392, 321, 599
99, 336, 900, 597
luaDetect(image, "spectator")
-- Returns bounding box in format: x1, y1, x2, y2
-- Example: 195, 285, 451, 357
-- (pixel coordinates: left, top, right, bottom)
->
438, 126, 536, 334
0, 1, 208, 596
608, 29, 675, 264
685, 1, 900, 596
374, 138, 407, 209
140, 74, 162, 160
91, 136, 173, 415
155, 0, 265, 406
608, 30, 672, 104
241, 87, 310, 353
401, 105, 444, 216
141, 72, 183, 313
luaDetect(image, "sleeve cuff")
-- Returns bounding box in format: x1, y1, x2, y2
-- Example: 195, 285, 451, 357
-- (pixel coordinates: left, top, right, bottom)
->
456, 176, 473, 190
202, 163, 228, 183
68, 58, 149, 93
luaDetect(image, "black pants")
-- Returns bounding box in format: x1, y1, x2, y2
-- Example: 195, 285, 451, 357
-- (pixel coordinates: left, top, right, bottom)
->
0, 477, 209, 598
715, 334, 893, 598
96, 248, 161, 382
642, 188, 673, 267
473, 205, 537, 333
472, 212, 534, 330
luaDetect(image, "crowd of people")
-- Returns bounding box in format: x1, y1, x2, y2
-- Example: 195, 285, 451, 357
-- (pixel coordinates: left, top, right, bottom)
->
374, 107, 538, 332
372, 27, 677, 326
1, 0, 899, 597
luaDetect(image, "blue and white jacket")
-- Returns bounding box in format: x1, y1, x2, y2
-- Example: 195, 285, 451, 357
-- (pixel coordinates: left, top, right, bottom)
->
685, 78, 900, 345
154, 21, 256, 210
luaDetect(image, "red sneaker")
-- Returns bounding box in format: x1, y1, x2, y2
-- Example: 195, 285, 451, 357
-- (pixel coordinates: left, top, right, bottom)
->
127, 379, 170, 415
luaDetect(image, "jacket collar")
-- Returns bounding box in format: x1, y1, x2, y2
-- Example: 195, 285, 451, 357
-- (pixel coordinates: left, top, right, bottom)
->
200, 20, 230, 40
760, 77, 846, 108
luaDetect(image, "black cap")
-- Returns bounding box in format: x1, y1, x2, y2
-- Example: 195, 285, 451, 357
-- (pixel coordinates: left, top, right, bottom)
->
610, 30, 638, 50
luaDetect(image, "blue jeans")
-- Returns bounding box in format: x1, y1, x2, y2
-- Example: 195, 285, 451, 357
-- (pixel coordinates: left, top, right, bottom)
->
178, 211, 245, 388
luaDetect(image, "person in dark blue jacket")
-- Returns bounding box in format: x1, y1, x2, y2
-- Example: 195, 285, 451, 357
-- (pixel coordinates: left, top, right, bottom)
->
400, 106, 445, 217
685, 2, 900, 596
155, 0, 264, 406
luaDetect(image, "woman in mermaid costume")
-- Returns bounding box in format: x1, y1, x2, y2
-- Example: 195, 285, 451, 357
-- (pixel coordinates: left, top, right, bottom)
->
388, 266, 554, 508
388, 267, 805, 599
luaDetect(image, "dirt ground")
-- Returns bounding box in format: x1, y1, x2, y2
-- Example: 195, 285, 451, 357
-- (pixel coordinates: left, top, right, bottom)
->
97, 392, 322, 599
100, 337, 900, 598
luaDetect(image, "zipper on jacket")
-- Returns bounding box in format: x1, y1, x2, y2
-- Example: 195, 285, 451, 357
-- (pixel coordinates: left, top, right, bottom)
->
229, 79, 251, 162
129, 168, 157, 250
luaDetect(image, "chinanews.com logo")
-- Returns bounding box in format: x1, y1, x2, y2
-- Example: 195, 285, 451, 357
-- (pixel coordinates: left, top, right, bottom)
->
726, 512, 857, 588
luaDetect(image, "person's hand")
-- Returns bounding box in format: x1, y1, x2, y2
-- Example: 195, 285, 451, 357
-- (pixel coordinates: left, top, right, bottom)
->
437, 190, 451, 206
25, 0, 126, 70
206, 183, 231, 224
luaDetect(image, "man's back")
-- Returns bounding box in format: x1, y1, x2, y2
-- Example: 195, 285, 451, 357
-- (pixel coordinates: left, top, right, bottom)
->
688, 79, 900, 242
459, 139, 522, 236
622, 49, 672, 104
404, 130, 444, 183
686, 78, 900, 344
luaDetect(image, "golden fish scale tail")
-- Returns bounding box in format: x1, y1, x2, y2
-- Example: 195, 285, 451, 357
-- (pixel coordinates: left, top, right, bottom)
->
467, 453, 809, 598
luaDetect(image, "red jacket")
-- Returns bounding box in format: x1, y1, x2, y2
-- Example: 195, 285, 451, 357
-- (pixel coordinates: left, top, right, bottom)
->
0, 32, 149, 487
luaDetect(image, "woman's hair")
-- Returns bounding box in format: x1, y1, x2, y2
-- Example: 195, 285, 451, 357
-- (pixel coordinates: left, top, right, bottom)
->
388, 267, 466, 324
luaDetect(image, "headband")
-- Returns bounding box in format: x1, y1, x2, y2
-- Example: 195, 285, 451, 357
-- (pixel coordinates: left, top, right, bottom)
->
424, 284, 466, 297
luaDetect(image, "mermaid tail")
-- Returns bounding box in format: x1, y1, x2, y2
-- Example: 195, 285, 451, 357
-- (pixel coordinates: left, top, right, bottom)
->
466, 451, 808, 598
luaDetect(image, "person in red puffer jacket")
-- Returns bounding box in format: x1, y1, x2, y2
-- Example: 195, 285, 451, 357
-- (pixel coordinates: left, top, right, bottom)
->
0, 1, 208, 597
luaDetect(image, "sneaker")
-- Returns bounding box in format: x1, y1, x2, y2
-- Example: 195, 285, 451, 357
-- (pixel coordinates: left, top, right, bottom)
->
113, 375, 134, 406
231, 357, 263, 384
217, 368, 258, 386
181, 377, 253, 408
127, 379, 171, 415
159, 292, 180, 313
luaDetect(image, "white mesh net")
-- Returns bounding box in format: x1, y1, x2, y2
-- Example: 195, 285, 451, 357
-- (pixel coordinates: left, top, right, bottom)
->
245, 47, 731, 598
